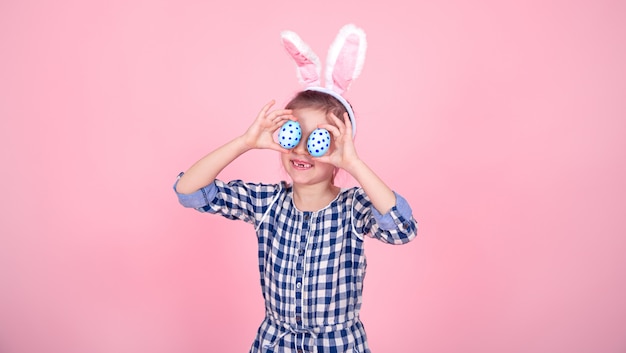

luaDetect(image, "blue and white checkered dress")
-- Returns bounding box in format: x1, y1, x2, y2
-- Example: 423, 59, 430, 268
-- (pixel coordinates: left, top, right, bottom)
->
175, 175, 418, 353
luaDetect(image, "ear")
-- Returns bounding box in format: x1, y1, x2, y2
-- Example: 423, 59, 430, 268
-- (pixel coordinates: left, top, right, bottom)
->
325, 24, 367, 95
280, 30, 322, 87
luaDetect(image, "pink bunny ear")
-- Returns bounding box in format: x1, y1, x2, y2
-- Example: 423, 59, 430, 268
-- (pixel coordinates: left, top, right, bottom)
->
280, 30, 322, 87
325, 24, 367, 95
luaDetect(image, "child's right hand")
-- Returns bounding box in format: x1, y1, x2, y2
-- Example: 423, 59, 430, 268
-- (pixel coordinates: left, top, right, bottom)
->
242, 100, 295, 153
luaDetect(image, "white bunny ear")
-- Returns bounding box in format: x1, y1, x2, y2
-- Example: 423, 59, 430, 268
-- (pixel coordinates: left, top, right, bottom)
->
280, 30, 322, 87
325, 24, 367, 95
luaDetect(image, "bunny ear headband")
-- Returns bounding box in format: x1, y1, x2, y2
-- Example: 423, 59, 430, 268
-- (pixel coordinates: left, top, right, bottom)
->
280, 24, 367, 137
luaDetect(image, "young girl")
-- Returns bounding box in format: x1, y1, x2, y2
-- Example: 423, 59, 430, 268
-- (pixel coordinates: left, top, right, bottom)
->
174, 25, 418, 353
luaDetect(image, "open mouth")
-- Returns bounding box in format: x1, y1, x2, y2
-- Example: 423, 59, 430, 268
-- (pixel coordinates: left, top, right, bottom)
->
291, 160, 313, 169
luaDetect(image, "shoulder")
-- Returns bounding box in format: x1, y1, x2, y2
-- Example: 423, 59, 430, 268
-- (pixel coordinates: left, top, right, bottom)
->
333, 186, 369, 208
339, 186, 369, 203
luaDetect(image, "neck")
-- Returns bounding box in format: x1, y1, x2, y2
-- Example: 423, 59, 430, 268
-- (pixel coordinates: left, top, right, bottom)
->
292, 181, 340, 212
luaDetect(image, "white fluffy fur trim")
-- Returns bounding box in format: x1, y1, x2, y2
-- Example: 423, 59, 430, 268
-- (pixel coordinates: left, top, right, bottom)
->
324, 24, 367, 92
280, 30, 322, 87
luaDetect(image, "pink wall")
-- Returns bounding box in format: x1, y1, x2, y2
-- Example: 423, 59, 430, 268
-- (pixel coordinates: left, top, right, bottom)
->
1, 0, 625, 352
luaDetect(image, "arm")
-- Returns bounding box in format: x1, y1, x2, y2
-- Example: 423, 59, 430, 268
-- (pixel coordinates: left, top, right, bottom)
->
175, 135, 249, 194
317, 113, 395, 214
175, 100, 294, 194
352, 188, 418, 244
344, 159, 396, 214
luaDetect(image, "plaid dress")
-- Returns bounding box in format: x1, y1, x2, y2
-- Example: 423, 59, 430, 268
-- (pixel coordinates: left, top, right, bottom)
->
175, 175, 418, 353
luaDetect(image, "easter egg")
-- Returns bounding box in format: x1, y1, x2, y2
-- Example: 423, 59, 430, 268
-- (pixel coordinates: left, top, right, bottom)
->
278, 120, 302, 149
307, 128, 331, 157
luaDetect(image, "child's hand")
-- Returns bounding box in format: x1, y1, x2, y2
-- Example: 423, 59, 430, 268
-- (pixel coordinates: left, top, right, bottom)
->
315, 112, 361, 171
242, 100, 295, 152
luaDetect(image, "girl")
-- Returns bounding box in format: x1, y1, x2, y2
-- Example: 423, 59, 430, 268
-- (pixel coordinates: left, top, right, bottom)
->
174, 25, 418, 353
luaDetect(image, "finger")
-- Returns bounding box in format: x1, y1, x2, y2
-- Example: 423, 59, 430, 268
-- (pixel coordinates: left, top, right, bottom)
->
270, 109, 295, 121
256, 100, 276, 122
327, 113, 346, 135
271, 119, 292, 133
343, 112, 353, 136
313, 154, 340, 168
326, 112, 341, 126
271, 115, 296, 131
260, 100, 276, 115
267, 142, 292, 154
318, 123, 341, 137
313, 155, 331, 164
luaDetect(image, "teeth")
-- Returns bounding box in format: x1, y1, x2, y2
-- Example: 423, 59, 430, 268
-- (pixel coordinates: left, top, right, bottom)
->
292, 161, 312, 168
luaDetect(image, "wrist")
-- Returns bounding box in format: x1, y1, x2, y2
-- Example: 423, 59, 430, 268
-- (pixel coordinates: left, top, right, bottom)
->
235, 135, 255, 153
342, 157, 366, 176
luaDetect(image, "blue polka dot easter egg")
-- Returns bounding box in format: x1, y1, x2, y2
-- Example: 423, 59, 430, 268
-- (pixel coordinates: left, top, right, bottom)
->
307, 128, 331, 157
278, 120, 302, 149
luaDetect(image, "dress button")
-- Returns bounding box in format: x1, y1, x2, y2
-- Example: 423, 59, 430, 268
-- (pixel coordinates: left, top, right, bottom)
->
304, 213, 310, 221
296, 315, 302, 323
296, 282, 301, 289
297, 349, 303, 353
298, 249, 304, 255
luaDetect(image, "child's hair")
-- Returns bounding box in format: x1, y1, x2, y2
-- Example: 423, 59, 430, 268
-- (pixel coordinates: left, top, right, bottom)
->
285, 90, 352, 123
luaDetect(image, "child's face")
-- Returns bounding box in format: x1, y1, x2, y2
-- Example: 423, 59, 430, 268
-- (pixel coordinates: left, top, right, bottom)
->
280, 108, 337, 186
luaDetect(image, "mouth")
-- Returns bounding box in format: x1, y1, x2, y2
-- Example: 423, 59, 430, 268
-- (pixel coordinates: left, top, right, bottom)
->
291, 159, 313, 170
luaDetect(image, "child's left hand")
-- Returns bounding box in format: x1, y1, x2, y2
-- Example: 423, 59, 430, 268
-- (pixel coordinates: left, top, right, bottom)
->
315, 112, 361, 172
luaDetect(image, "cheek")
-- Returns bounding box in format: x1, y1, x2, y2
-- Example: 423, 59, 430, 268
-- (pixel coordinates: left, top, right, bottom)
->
318, 163, 337, 177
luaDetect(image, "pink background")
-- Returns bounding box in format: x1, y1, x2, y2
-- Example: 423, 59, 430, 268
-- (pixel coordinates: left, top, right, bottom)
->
1, 0, 625, 352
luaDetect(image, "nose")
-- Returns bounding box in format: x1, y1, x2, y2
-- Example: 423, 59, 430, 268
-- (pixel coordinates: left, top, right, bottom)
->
292, 138, 308, 155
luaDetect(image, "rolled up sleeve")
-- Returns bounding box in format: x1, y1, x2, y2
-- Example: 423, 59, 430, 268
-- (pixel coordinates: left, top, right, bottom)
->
173, 172, 218, 209
371, 192, 414, 231
353, 190, 418, 245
